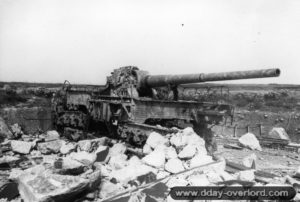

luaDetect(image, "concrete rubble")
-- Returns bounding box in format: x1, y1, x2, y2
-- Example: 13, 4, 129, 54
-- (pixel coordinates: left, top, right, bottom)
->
238, 132, 262, 151
0, 121, 299, 202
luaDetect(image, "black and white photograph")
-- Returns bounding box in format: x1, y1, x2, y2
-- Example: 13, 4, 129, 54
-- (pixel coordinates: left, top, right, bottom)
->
0, 0, 300, 201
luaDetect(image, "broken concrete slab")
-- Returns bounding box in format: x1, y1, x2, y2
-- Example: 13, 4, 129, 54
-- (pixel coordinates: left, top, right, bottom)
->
60, 141, 76, 155
53, 156, 85, 175
109, 143, 127, 156
37, 140, 63, 154
242, 153, 257, 169
109, 154, 128, 170
78, 139, 92, 152
178, 144, 196, 159
165, 146, 177, 160
98, 180, 124, 199
142, 144, 152, 155
166, 177, 189, 188
45, 130, 60, 141
146, 132, 168, 149
238, 133, 262, 151
164, 158, 185, 174
95, 145, 109, 162
142, 149, 165, 169
69, 151, 96, 166
187, 174, 210, 186
269, 127, 290, 141
18, 172, 89, 202
10, 140, 33, 154
237, 170, 255, 182
190, 154, 214, 168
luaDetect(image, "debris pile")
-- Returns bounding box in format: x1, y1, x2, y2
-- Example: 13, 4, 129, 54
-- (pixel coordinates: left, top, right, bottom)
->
0, 122, 300, 201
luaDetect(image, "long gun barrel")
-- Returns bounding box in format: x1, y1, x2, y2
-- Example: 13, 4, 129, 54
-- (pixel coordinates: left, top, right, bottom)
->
140, 68, 280, 88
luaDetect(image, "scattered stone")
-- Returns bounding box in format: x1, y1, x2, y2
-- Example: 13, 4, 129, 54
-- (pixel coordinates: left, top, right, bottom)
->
166, 177, 188, 188
237, 170, 255, 182
37, 140, 63, 154
190, 154, 214, 168
109, 154, 128, 170
45, 130, 60, 141
178, 145, 196, 159
205, 171, 223, 183
242, 153, 257, 169
0, 156, 19, 164
188, 174, 210, 186
142, 149, 165, 169
18, 173, 89, 202
170, 133, 189, 148
69, 151, 96, 166
10, 140, 33, 154
53, 156, 85, 175
269, 127, 290, 141
146, 132, 168, 149
110, 163, 157, 184
128, 156, 141, 166
164, 158, 185, 174
238, 133, 262, 151
60, 141, 76, 155
78, 140, 92, 152
109, 143, 127, 156
165, 146, 177, 160
98, 181, 124, 199
156, 171, 170, 179
142, 144, 152, 155
95, 145, 109, 162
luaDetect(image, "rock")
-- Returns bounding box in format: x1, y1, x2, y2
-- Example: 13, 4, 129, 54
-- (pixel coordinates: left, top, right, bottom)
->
98, 181, 124, 199
269, 127, 290, 141
178, 145, 196, 159
60, 141, 76, 155
95, 146, 109, 162
37, 140, 63, 154
110, 163, 157, 184
10, 140, 33, 154
78, 140, 92, 152
205, 171, 223, 183
146, 132, 168, 149
18, 173, 89, 202
170, 133, 189, 148
190, 154, 214, 168
109, 143, 127, 156
0, 155, 19, 164
219, 171, 235, 181
156, 171, 170, 179
0, 117, 14, 141
142, 149, 165, 169
53, 157, 85, 175
166, 177, 188, 188
238, 133, 262, 151
165, 146, 177, 160
69, 151, 96, 166
164, 158, 185, 174
45, 130, 60, 141
81, 169, 101, 190
109, 154, 128, 170
242, 153, 257, 169
9, 165, 46, 181
128, 156, 142, 166
237, 170, 255, 181
195, 145, 208, 156
188, 174, 210, 186
142, 144, 152, 155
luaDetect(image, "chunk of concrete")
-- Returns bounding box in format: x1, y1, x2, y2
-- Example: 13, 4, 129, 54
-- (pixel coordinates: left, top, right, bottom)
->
165, 146, 177, 160
45, 130, 60, 141
269, 127, 290, 141
77, 140, 92, 152
166, 177, 189, 188
190, 154, 214, 168
98, 181, 124, 199
60, 141, 76, 155
146, 132, 168, 149
237, 170, 255, 182
178, 145, 196, 159
10, 140, 33, 154
188, 174, 210, 186
18, 173, 89, 202
238, 133, 262, 151
156, 171, 170, 179
205, 171, 223, 184
142, 144, 152, 155
53, 156, 85, 175
0, 117, 13, 141
69, 151, 96, 166
164, 158, 185, 174
109, 143, 127, 156
109, 154, 128, 170
242, 153, 257, 169
170, 133, 189, 148
37, 140, 63, 154
142, 149, 165, 169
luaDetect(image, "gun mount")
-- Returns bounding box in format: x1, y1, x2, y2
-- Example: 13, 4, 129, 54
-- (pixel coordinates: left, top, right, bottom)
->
52, 66, 281, 154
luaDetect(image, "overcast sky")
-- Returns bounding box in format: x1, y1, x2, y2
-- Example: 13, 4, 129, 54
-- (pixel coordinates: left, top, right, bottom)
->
0, 0, 299, 84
